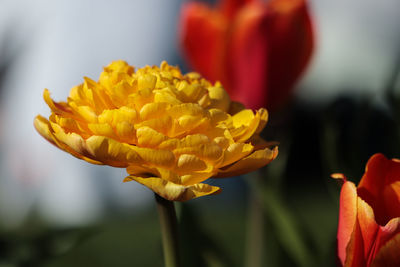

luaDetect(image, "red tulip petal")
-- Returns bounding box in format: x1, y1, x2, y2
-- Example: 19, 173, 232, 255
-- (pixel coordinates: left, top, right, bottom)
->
356, 197, 379, 264
358, 153, 400, 225
344, 219, 367, 267
337, 181, 358, 266
264, 0, 314, 110
220, 0, 254, 19
342, 196, 378, 267
335, 154, 400, 266
371, 233, 400, 267
228, 0, 313, 110
180, 2, 228, 85
228, 2, 270, 109
383, 182, 400, 225
369, 218, 400, 265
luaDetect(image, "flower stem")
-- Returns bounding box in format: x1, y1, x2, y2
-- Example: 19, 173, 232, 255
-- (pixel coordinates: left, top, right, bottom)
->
155, 193, 180, 267
245, 175, 264, 267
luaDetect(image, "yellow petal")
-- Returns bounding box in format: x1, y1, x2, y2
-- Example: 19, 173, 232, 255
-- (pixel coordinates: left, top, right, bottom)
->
178, 115, 203, 129
98, 106, 137, 126
136, 115, 173, 136
232, 109, 254, 128
124, 176, 221, 201
213, 136, 230, 149
168, 103, 205, 118
136, 126, 167, 147
231, 109, 265, 143
255, 108, 268, 134
43, 89, 73, 116
51, 123, 88, 157
177, 81, 207, 102
128, 88, 154, 111
180, 164, 216, 185
85, 136, 176, 168
140, 102, 170, 121
34, 115, 102, 165
220, 143, 254, 168
88, 123, 117, 139
179, 134, 211, 148
215, 146, 278, 177
115, 121, 136, 143
34, 115, 58, 146
173, 143, 223, 163
153, 88, 182, 105
176, 154, 207, 173
138, 74, 157, 90
53, 115, 82, 135
209, 109, 229, 125
208, 85, 230, 111
103, 60, 134, 74
132, 146, 175, 168
85, 136, 142, 167
72, 105, 98, 123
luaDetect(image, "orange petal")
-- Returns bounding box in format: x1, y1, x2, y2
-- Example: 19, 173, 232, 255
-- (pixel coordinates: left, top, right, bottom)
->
337, 181, 358, 266
368, 218, 400, 265
371, 233, 400, 267
358, 153, 400, 225
356, 197, 379, 262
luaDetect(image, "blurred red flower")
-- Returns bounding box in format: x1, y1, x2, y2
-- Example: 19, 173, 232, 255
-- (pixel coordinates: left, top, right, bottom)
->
332, 154, 400, 267
179, 0, 314, 111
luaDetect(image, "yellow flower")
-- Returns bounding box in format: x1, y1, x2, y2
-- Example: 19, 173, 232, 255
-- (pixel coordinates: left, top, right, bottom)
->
34, 61, 278, 201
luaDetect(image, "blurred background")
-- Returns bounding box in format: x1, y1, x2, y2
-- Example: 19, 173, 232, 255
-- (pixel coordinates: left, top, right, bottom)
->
0, 0, 400, 266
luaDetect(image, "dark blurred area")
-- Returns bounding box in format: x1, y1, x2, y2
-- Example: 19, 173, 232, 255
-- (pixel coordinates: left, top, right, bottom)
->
0, 0, 400, 266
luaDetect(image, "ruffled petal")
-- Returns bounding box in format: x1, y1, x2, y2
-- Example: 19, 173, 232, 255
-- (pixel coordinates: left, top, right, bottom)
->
215, 146, 278, 177
219, 142, 253, 167
85, 136, 175, 168
34, 115, 103, 165
124, 176, 221, 201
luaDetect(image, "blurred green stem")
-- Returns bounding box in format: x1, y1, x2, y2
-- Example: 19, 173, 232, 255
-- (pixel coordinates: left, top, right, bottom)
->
155, 194, 180, 267
245, 177, 264, 267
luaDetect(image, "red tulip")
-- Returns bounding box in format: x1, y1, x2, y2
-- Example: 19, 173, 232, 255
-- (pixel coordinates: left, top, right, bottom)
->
332, 154, 400, 267
179, 0, 314, 111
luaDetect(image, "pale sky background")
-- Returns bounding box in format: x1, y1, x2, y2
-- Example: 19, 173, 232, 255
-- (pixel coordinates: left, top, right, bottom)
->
0, 0, 399, 227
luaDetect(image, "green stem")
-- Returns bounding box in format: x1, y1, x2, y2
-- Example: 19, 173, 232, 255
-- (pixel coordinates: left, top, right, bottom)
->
245, 179, 264, 267
155, 193, 180, 267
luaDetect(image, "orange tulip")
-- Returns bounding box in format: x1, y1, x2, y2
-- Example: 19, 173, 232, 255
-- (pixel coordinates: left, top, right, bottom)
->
180, 0, 314, 111
332, 154, 400, 267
